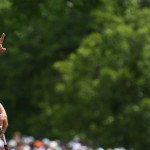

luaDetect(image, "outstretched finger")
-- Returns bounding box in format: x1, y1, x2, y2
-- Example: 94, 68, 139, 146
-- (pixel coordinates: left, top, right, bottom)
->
0, 33, 5, 44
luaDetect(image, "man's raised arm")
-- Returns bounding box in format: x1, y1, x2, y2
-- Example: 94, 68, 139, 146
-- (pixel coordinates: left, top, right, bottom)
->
0, 33, 8, 134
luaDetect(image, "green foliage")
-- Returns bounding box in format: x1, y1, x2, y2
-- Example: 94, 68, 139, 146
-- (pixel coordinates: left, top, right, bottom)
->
53, 5, 150, 149
0, 0, 150, 149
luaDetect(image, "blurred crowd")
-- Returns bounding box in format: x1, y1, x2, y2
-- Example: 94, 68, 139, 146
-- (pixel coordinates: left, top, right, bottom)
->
0, 132, 128, 150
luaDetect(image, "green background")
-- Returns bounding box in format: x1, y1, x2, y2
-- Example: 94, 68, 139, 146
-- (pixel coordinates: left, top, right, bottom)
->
0, 0, 150, 149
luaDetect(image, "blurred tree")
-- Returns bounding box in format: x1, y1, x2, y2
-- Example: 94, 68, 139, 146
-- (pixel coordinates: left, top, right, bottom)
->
53, 6, 150, 150
139, 0, 150, 8
0, 0, 150, 149
0, 0, 101, 136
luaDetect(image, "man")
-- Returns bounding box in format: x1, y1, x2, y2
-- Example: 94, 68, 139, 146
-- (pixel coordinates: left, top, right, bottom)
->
0, 33, 8, 134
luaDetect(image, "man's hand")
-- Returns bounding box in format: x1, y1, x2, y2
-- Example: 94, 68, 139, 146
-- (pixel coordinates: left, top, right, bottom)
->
0, 103, 8, 134
0, 33, 6, 55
